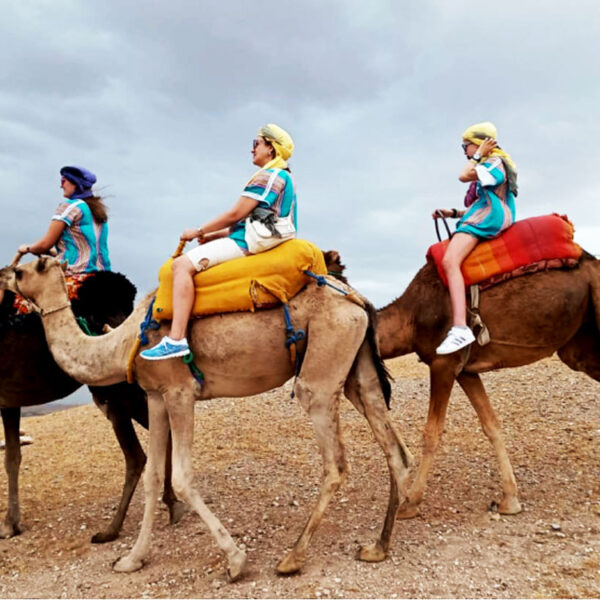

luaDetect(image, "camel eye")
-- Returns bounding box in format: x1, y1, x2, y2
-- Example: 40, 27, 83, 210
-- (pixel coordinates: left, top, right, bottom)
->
14, 269, 23, 280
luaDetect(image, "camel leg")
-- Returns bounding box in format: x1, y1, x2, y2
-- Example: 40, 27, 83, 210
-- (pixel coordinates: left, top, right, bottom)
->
397, 359, 456, 519
344, 343, 411, 563
113, 391, 170, 573
90, 401, 147, 543
457, 372, 522, 514
163, 435, 186, 525
125, 391, 187, 525
277, 381, 347, 575
164, 388, 247, 582
558, 326, 600, 381
0, 407, 22, 538
91, 386, 185, 543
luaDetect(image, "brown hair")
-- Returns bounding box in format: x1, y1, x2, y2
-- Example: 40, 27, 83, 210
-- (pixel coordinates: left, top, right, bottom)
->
84, 195, 108, 223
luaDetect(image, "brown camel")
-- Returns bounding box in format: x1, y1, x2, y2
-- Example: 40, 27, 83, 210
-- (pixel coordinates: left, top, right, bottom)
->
0, 271, 183, 542
0, 256, 412, 581
328, 250, 600, 518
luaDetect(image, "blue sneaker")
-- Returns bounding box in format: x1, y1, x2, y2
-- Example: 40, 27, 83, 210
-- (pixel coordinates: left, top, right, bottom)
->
140, 336, 190, 361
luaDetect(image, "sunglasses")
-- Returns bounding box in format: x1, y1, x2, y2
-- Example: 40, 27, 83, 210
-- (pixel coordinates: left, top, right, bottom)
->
252, 137, 274, 149
461, 142, 470, 151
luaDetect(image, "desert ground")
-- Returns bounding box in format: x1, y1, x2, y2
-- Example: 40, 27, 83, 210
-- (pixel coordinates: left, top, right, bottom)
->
1, 354, 599, 598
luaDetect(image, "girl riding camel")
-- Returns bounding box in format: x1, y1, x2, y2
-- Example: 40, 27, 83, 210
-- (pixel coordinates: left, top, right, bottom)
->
17, 166, 110, 274
141, 123, 296, 361
434, 122, 518, 355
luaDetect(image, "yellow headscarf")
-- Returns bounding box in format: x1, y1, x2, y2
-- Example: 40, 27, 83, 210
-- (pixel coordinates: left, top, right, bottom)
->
462, 121, 518, 196
247, 124, 295, 184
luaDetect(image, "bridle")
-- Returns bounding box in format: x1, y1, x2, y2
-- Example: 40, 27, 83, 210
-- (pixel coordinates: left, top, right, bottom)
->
12, 265, 71, 318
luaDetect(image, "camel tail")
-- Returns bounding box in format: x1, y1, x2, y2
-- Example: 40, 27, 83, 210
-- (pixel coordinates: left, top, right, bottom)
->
364, 300, 393, 409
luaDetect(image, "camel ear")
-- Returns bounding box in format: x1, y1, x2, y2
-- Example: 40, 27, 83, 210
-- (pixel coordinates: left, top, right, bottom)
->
36, 256, 47, 272
60, 260, 68, 273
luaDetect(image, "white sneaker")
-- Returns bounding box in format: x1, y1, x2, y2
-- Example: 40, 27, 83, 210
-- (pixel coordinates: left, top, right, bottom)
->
436, 326, 475, 355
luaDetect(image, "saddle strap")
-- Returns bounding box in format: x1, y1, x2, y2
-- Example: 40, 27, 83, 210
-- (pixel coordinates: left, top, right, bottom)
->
468, 284, 491, 346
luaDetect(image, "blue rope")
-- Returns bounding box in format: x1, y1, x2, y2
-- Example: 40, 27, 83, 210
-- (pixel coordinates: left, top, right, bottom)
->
283, 304, 305, 349
304, 270, 350, 297
183, 351, 205, 386
138, 298, 161, 346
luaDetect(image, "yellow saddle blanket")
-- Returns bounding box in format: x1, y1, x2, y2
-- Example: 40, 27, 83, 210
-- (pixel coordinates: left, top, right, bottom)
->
153, 239, 327, 320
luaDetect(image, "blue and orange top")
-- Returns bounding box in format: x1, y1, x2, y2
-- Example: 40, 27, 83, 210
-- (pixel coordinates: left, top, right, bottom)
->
52, 199, 111, 273
229, 168, 297, 251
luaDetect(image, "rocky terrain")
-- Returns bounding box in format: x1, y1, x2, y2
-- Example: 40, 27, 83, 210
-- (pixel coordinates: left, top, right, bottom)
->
1, 355, 599, 598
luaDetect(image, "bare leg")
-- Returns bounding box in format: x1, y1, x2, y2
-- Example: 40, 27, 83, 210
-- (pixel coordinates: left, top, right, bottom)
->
165, 388, 246, 582
113, 391, 170, 572
397, 358, 456, 519
0, 407, 22, 538
441, 233, 479, 326
169, 255, 198, 340
457, 372, 521, 514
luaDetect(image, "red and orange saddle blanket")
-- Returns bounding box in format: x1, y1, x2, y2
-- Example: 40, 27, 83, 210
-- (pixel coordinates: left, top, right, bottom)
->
13, 273, 91, 315
427, 214, 583, 290
152, 239, 328, 321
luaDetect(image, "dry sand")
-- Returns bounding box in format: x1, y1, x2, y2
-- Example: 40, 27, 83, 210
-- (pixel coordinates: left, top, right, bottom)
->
1, 354, 599, 598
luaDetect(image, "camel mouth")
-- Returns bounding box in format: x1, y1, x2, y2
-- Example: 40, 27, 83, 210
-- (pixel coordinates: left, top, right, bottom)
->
0, 265, 18, 293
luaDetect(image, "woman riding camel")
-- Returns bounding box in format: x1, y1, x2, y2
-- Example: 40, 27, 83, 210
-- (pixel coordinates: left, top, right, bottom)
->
17, 166, 111, 274
433, 121, 518, 355
141, 123, 296, 361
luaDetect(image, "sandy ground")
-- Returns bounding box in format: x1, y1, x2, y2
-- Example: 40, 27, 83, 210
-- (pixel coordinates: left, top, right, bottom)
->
1, 354, 599, 598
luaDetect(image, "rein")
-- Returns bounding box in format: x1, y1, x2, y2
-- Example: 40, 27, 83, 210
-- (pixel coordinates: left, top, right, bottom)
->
40, 302, 71, 317
434, 211, 453, 242
13, 274, 71, 318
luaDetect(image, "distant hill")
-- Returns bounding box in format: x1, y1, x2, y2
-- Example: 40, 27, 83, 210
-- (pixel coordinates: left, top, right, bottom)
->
22, 402, 84, 417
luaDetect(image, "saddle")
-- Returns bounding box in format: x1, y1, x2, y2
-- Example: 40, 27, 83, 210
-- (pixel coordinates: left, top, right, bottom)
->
427, 213, 582, 290
152, 239, 328, 321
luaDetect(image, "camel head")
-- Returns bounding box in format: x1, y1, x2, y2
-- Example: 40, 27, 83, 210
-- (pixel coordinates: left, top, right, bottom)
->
322, 250, 348, 284
0, 256, 68, 308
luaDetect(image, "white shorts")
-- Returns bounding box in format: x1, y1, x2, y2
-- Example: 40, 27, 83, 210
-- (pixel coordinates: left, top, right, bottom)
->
185, 237, 245, 272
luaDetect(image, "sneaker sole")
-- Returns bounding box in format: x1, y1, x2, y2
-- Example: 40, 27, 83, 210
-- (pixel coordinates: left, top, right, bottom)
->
140, 349, 191, 361
436, 339, 474, 355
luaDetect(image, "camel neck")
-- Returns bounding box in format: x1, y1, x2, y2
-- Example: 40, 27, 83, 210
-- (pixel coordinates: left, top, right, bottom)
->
377, 297, 415, 359
39, 297, 148, 386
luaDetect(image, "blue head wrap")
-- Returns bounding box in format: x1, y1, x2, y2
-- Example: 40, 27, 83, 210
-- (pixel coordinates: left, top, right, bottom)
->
60, 166, 97, 199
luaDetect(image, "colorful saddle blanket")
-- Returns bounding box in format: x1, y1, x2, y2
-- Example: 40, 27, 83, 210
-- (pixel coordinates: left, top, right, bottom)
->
153, 239, 328, 321
427, 214, 583, 289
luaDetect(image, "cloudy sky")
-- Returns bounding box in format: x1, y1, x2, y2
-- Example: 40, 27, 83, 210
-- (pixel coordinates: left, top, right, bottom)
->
2, 0, 599, 311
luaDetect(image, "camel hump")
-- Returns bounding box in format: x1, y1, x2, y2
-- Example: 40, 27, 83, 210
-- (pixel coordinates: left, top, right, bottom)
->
71, 271, 137, 333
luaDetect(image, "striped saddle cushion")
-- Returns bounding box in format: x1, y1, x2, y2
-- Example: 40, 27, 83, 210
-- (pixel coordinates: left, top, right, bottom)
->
427, 214, 583, 289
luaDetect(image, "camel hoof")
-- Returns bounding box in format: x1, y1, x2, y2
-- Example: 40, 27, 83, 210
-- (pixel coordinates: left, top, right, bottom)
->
0, 522, 21, 539
168, 500, 187, 525
113, 554, 144, 573
225, 550, 247, 583
276, 551, 304, 575
498, 497, 522, 515
91, 529, 119, 544
357, 542, 387, 563
396, 502, 420, 520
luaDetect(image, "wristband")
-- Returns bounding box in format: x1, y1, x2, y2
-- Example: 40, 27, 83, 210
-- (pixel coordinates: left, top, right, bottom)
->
472, 151, 482, 162
197, 228, 205, 241
451, 208, 458, 218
